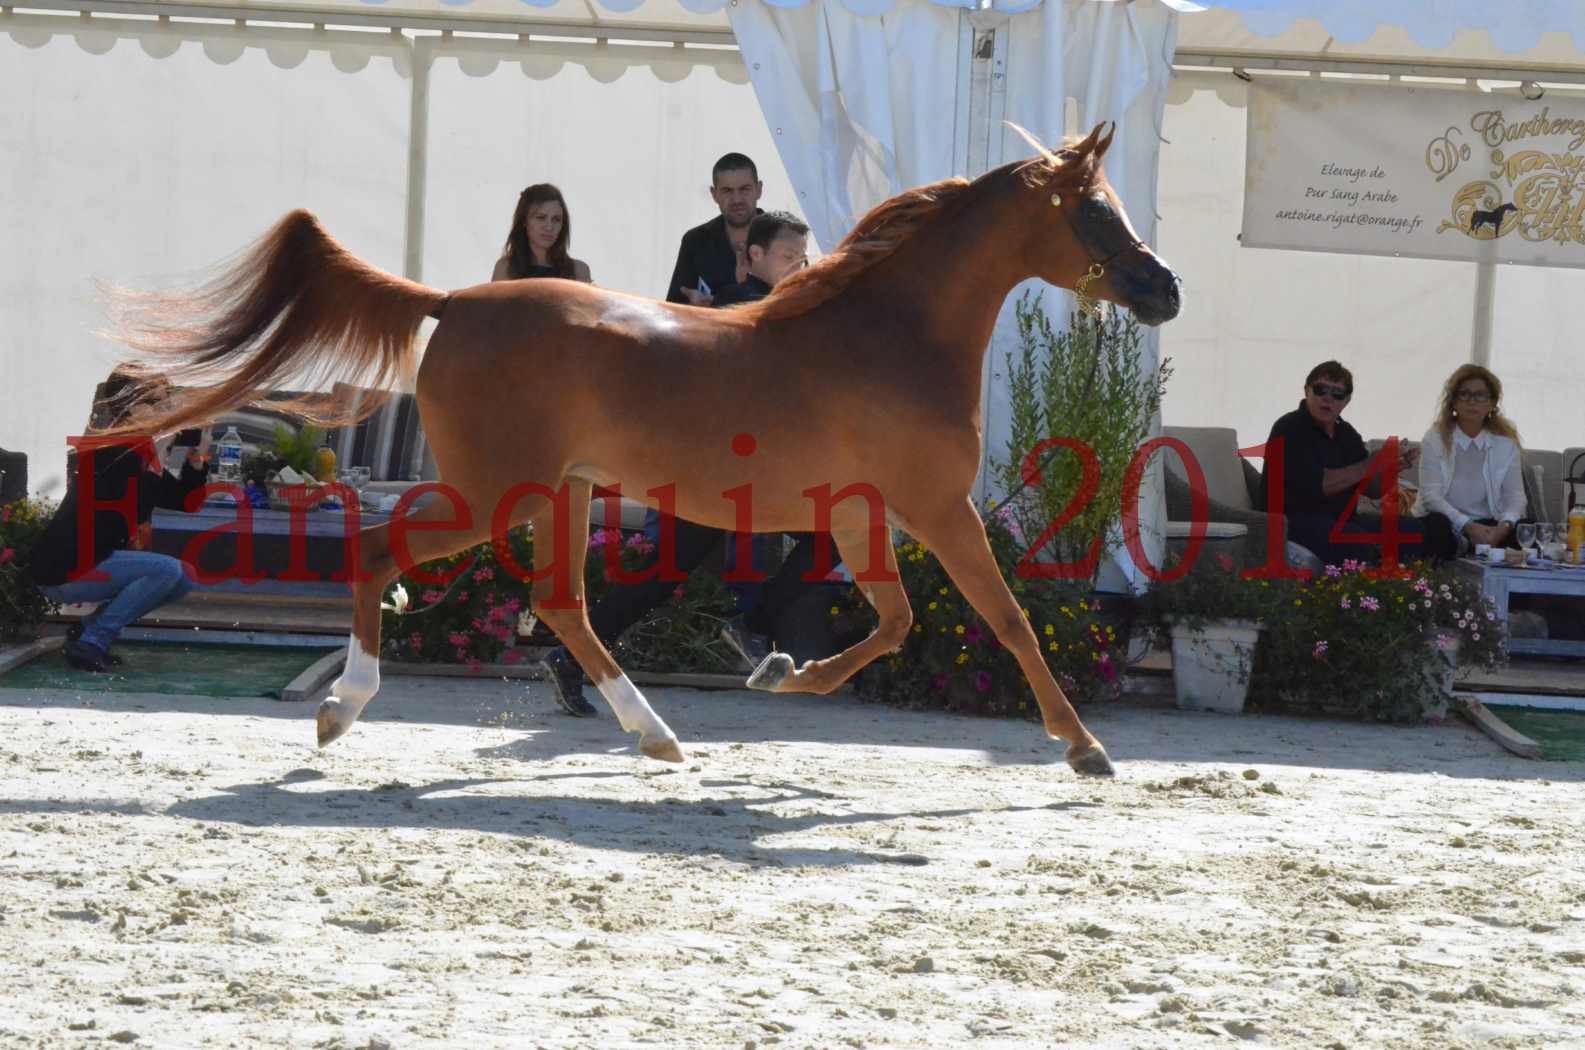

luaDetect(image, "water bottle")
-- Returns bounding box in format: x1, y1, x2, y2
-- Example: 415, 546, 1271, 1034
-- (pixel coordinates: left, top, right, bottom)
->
217, 426, 244, 482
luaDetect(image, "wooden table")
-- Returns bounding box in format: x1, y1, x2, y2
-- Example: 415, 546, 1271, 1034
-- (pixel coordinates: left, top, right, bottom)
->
1453, 557, 1585, 658
153, 503, 392, 585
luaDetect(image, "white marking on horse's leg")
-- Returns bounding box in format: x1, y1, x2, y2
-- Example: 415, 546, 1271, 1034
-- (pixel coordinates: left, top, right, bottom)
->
317, 636, 380, 747
593, 672, 684, 763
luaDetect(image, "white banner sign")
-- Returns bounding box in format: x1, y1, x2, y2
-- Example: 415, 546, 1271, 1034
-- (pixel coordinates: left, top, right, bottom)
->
1243, 78, 1585, 268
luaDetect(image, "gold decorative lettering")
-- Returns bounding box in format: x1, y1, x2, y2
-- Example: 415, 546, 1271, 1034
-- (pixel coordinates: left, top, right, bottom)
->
1424, 126, 1469, 182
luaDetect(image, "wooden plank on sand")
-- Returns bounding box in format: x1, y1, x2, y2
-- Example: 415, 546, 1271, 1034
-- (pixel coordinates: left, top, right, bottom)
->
0, 635, 64, 675
281, 649, 348, 703
1454, 695, 1542, 760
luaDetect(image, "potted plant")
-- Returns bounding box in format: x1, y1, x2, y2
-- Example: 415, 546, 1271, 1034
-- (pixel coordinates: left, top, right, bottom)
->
1247, 561, 1505, 724
1137, 552, 1284, 713
992, 296, 1172, 593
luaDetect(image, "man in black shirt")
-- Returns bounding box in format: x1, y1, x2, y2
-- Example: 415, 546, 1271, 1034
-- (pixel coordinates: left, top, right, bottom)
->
713, 210, 810, 306
665, 153, 763, 305
1261, 360, 1454, 569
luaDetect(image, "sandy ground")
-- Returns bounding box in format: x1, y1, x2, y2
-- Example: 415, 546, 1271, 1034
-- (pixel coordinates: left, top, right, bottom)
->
1, 673, 1582, 1050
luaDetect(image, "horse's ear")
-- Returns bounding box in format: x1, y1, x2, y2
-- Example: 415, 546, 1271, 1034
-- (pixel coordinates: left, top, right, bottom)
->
1075, 122, 1107, 156
1094, 121, 1116, 160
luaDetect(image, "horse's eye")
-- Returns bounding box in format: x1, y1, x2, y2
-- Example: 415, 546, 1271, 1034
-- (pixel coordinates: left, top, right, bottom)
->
1081, 196, 1110, 221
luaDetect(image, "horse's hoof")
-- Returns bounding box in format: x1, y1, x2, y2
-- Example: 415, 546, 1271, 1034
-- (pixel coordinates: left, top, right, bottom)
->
746, 652, 794, 691
1066, 743, 1115, 778
316, 700, 354, 748
640, 734, 686, 764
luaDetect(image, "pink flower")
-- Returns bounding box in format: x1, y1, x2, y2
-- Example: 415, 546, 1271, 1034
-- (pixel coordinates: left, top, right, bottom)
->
1434, 633, 1457, 650
407, 632, 422, 647
471, 617, 484, 631
456, 591, 469, 602
500, 648, 524, 665
1339, 596, 1351, 609
453, 647, 468, 661
448, 631, 469, 646
931, 673, 950, 691
1342, 559, 1363, 573
1359, 596, 1380, 612
1324, 564, 1342, 578
964, 624, 984, 645
484, 592, 495, 606
422, 589, 444, 605
0, 506, 10, 523
0, 547, 13, 567
974, 670, 993, 694
503, 598, 522, 614
472, 566, 494, 582
1313, 640, 1329, 658
672, 585, 686, 601
1471, 632, 1480, 641
467, 659, 482, 674
1096, 654, 1118, 683
1216, 553, 1236, 572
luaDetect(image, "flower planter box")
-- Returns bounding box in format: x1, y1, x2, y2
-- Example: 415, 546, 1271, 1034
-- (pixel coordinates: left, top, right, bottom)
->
1168, 618, 1262, 714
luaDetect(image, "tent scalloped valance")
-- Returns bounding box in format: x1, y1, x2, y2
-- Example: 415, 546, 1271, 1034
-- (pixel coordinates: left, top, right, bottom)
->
0, 12, 749, 81
1162, 0, 1585, 54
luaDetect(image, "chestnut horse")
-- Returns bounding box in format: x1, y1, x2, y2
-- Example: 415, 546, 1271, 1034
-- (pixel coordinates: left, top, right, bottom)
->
104, 123, 1179, 776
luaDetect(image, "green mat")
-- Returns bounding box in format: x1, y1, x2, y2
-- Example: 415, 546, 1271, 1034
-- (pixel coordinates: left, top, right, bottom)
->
1491, 706, 1585, 763
0, 642, 328, 699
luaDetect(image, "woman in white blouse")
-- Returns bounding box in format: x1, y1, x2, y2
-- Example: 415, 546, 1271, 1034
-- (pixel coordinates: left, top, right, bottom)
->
1417, 364, 1526, 551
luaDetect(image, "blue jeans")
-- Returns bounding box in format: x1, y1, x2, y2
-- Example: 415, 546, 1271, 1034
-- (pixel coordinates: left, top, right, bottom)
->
38, 550, 195, 651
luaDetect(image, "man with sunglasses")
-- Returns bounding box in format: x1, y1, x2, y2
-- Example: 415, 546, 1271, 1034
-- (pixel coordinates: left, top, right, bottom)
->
1261, 361, 1455, 570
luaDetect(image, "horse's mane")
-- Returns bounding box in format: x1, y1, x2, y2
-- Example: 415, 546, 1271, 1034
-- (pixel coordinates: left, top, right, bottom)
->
742, 177, 973, 323
740, 130, 1103, 323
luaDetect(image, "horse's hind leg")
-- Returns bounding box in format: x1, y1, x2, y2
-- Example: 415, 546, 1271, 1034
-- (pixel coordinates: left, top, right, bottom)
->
529, 479, 684, 763
317, 496, 493, 747
747, 524, 913, 695
912, 497, 1113, 777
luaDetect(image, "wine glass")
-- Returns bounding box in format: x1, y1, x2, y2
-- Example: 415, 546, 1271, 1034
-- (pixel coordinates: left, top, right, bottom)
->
1538, 522, 1556, 546
1516, 522, 1536, 556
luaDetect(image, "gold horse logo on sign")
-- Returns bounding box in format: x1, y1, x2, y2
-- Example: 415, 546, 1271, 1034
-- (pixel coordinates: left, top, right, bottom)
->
1431, 111, 1585, 244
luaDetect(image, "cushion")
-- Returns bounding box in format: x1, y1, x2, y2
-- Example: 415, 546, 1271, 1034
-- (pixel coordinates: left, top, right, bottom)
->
1161, 426, 1252, 511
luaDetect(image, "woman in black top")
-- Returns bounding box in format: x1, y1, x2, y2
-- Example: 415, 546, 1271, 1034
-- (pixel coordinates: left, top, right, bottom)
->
490, 184, 592, 284
30, 371, 210, 672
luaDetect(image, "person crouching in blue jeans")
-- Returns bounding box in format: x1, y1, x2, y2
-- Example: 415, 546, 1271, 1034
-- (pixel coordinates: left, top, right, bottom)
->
28, 370, 211, 672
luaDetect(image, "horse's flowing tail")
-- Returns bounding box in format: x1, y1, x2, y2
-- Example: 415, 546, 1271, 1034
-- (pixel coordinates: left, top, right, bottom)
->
98, 209, 447, 437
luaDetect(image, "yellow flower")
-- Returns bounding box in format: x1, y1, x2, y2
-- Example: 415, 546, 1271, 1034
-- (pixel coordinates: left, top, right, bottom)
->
938, 587, 949, 596
1022, 607, 1031, 618
1047, 641, 1058, 652
955, 652, 969, 665
829, 606, 840, 615
927, 601, 938, 611
1043, 624, 1054, 636
1294, 599, 1303, 606
913, 625, 923, 632
954, 625, 965, 635
1060, 605, 1071, 616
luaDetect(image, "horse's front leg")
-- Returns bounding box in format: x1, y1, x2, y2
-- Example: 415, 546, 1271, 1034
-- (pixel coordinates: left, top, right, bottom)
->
746, 525, 913, 695
910, 498, 1114, 777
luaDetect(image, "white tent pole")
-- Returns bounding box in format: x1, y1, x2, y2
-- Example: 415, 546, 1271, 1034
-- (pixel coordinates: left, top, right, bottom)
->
1470, 255, 1495, 367
370, 31, 432, 481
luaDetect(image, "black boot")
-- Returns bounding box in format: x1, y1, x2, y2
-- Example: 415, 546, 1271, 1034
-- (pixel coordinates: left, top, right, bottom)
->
539, 647, 597, 717
65, 624, 122, 667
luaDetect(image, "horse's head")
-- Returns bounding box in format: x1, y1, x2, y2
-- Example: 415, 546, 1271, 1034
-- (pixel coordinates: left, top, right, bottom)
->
1010, 123, 1181, 326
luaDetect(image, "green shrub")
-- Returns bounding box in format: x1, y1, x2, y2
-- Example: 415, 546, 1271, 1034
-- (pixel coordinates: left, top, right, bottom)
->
379, 523, 740, 672
0, 497, 60, 643
848, 507, 1124, 718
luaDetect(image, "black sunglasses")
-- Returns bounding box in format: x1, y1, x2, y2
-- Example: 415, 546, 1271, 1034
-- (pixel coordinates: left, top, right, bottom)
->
1311, 383, 1351, 402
